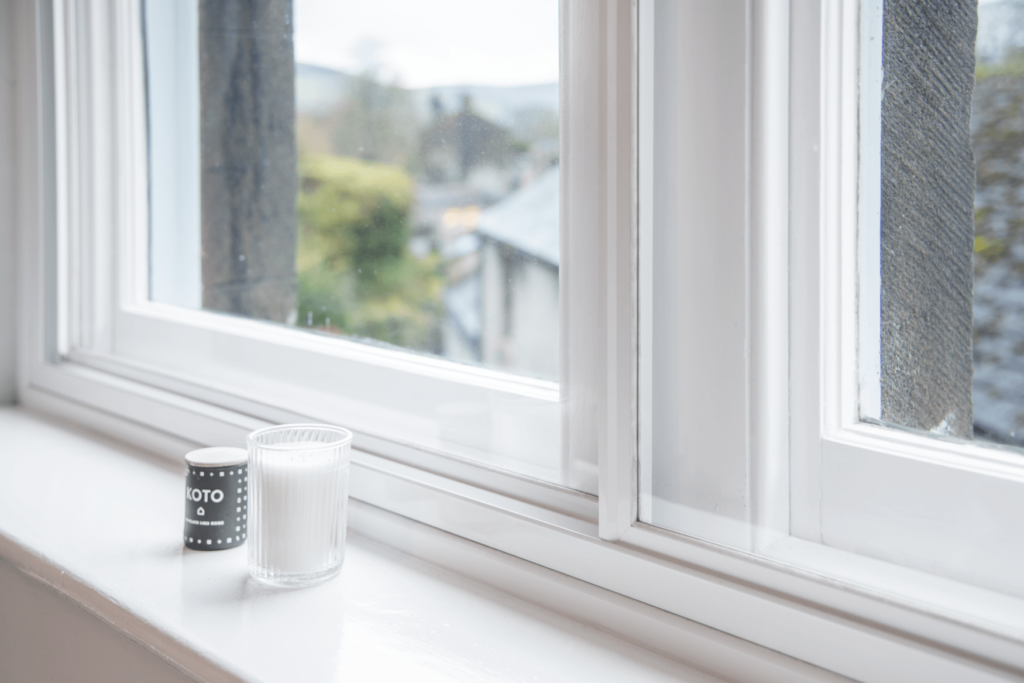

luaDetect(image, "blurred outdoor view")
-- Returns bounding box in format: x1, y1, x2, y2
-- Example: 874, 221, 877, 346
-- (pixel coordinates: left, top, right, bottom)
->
147, 0, 559, 383
292, 0, 559, 381
972, 0, 1024, 444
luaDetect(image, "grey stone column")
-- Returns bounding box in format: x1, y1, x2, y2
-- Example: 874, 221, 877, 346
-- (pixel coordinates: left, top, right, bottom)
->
199, 0, 297, 324
880, 0, 977, 437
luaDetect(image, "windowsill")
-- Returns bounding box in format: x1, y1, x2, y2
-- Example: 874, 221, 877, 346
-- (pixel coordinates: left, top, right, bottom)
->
0, 406, 744, 683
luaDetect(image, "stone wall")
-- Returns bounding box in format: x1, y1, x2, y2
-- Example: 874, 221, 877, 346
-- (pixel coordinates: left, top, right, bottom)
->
199, 0, 297, 324
880, 0, 977, 437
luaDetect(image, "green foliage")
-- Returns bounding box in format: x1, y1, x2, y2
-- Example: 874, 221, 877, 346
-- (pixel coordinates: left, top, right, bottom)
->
975, 234, 1008, 261
977, 50, 1024, 83
296, 153, 443, 351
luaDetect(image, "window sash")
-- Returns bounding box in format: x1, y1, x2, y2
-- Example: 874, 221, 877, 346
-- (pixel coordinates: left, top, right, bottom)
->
54, 0, 622, 505
14, 0, 1024, 678
633, 0, 790, 550
787, 0, 1024, 599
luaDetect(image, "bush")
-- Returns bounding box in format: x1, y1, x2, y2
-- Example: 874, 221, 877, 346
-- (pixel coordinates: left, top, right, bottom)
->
296, 154, 443, 352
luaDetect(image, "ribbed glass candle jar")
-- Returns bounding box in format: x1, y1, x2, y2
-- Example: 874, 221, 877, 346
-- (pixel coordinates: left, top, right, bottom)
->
246, 424, 353, 586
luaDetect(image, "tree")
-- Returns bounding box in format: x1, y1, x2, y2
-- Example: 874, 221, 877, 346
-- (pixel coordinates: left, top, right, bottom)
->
296, 153, 443, 351
330, 69, 419, 169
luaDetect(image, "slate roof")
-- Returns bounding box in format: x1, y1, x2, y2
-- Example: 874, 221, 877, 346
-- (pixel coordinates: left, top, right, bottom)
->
476, 166, 560, 266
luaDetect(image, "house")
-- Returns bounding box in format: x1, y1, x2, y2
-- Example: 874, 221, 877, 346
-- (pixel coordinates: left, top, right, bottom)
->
420, 95, 520, 192
442, 166, 560, 381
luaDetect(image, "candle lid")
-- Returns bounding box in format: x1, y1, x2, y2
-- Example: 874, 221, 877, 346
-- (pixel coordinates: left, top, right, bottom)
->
185, 446, 248, 467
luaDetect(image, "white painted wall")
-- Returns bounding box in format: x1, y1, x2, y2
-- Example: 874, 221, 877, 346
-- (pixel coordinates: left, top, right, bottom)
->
481, 241, 504, 368
479, 241, 559, 381
509, 258, 559, 380
0, 1, 17, 405
0, 559, 195, 683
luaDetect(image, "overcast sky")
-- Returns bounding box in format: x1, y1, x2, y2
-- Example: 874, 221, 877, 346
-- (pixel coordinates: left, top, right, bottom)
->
294, 0, 559, 89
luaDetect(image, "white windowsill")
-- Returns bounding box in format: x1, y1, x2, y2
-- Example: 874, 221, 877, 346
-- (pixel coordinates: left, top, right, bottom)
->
0, 406, 796, 683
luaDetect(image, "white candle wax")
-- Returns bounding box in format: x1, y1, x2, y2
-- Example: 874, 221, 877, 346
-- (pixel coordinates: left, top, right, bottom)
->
251, 442, 349, 576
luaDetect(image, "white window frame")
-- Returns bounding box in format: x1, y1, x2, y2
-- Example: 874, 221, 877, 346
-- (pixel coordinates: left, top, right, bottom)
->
12, 0, 1024, 680
794, 0, 1024, 600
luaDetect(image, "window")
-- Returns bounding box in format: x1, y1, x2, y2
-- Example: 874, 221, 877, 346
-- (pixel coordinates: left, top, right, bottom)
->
139, 0, 571, 489
840, 0, 1024, 598
14, 1, 1024, 680
147, 0, 562, 381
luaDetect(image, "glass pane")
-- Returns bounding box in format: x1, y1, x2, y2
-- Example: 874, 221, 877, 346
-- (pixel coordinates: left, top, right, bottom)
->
144, 0, 560, 383
973, 0, 1024, 446
638, 0, 753, 546
861, 0, 1024, 449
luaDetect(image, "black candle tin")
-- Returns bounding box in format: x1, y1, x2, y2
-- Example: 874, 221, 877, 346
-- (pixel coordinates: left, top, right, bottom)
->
183, 447, 248, 551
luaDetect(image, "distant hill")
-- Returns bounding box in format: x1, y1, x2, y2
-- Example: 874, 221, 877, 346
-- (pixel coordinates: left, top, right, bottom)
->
295, 62, 558, 127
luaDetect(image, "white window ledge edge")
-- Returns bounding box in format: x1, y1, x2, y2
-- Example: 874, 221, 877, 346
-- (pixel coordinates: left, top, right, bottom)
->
17, 381, 1024, 682
0, 500, 839, 683
0, 405, 838, 683
0, 535, 243, 683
